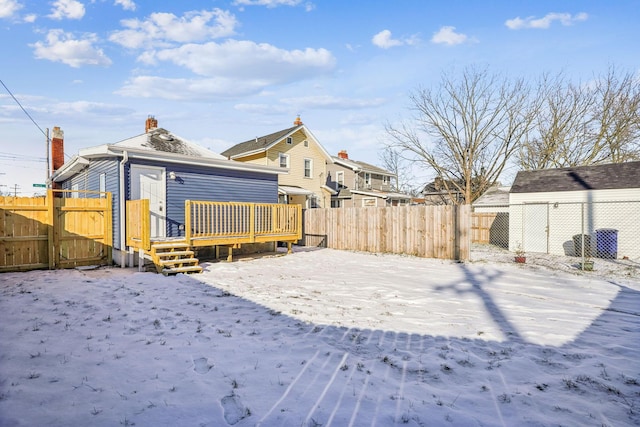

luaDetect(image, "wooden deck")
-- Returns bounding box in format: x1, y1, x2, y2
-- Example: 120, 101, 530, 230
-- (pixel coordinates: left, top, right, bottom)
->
126, 200, 302, 273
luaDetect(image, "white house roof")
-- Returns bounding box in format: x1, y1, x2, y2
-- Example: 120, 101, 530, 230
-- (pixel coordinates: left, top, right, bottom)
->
112, 128, 224, 159
51, 128, 285, 183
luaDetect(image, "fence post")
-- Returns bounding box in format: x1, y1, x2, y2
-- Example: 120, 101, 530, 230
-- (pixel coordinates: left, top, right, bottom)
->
47, 189, 55, 269
580, 202, 585, 268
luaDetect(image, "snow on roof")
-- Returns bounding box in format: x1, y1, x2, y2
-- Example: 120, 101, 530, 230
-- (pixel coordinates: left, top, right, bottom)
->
114, 128, 224, 159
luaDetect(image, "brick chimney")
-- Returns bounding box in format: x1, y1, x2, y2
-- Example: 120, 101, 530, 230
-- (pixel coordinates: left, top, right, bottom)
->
293, 115, 303, 126
145, 115, 158, 133
337, 150, 348, 159
51, 126, 65, 173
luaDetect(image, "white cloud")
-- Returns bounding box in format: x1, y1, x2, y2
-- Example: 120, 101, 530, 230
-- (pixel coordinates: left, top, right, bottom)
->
372, 30, 402, 49
0, 0, 22, 19
431, 26, 468, 46
109, 9, 237, 49
234, 103, 288, 114
505, 12, 588, 30
114, 0, 135, 11
279, 95, 386, 110
117, 41, 336, 100
23, 13, 36, 22
48, 0, 85, 20
151, 40, 335, 82
372, 29, 418, 49
117, 75, 267, 99
31, 29, 112, 67
233, 0, 303, 7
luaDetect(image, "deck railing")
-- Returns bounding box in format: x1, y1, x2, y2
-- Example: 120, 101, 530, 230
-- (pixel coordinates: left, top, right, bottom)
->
185, 201, 302, 246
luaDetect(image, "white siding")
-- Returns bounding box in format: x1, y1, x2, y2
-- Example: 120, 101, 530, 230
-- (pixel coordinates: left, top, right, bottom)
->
509, 188, 640, 259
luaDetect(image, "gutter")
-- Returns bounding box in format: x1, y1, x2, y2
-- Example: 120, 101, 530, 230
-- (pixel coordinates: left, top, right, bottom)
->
119, 150, 128, 268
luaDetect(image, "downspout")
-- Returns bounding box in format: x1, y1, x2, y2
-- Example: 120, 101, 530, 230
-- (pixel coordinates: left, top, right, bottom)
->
119, 151, 128, 268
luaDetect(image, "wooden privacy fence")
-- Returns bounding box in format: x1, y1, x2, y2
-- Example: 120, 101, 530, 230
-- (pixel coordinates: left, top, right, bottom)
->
471, 212, 509, 247
0, 190, 112, 272
303, 205, 471, 260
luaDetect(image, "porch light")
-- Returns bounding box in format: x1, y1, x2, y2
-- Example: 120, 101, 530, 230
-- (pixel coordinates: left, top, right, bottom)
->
169, 171, 176, 180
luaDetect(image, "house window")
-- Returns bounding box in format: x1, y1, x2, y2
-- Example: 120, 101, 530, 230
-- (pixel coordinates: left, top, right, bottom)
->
383, 175, 389, 186
336, 171, 344, 187
286, 137, 293, 145
279, 153, 289, 168
362, 197, 376, 207
71, 183, 79, 198
304, 158, 313, 178
331, 199, 342, 208
304, 140, 308, 147
99, 173, 106, 197
365, 173, 371, 188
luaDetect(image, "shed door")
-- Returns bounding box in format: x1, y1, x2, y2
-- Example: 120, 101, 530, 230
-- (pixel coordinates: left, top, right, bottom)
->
131, 165, 166, 238
523, 203, 548, 253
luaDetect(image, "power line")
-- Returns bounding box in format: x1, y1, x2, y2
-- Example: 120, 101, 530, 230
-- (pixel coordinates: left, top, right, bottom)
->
0, 78, 48, 139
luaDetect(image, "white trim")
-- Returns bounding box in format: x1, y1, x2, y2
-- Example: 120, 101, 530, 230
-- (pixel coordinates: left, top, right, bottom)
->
51, 145, 285, 183
278, 185, 313, 196
303, 158, 313, 178
279, 153, 290, 168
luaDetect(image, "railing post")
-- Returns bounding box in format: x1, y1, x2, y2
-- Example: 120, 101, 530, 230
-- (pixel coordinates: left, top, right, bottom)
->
185, 200, 192, 243
249, 203, 255, 242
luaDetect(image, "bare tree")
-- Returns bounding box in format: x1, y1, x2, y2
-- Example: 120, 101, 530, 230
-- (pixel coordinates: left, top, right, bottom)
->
378, 146, 418, 195
519, 67, 640, 169
387, 66, 537, 204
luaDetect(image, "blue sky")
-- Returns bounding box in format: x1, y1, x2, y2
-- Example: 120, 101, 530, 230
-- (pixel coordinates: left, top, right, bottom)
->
1, 0, 639, 195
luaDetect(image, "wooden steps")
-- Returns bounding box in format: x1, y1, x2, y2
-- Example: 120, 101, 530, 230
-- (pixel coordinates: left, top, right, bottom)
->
150, 242, 202, 275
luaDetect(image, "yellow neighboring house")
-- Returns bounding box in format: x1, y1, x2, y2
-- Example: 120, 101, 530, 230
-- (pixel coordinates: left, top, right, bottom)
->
221, 117, 336, 208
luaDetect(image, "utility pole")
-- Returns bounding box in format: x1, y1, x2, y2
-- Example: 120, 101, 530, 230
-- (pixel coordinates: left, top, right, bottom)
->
12, 184, 20, 196
46, 127, 50, 182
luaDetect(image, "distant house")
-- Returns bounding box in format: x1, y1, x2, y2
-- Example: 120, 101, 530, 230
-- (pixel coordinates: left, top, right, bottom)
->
473, 185, 510, 213
419, 177, 463, 205
221, 117, 335, 208
509, 161, 640, 259
326, 150, 411, 207
49, 117, 283, 266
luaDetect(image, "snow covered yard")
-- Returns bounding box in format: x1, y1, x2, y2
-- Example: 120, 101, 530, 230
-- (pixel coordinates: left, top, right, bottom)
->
0, 248, 638, 426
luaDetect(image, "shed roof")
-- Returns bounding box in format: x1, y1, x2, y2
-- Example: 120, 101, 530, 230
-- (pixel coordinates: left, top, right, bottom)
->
510, 161, 640, 194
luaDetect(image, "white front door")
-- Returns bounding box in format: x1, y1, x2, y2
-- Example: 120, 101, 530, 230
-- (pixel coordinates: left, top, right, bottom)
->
523, 203, 548, 253
131, 165, 166, 238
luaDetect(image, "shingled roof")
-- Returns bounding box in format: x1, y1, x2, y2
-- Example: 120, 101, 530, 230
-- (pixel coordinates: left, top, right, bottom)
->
114, 128, 223, 159
221, 125, 301, 158
510, 161, 640, 193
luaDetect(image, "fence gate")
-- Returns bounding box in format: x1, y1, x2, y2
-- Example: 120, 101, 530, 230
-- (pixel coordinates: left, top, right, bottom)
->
0, 190, 112, 272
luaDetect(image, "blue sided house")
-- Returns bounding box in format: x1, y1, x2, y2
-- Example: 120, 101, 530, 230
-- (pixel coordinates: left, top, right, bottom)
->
49, 117, 288, 270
